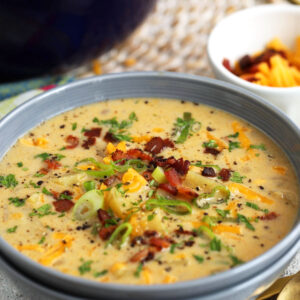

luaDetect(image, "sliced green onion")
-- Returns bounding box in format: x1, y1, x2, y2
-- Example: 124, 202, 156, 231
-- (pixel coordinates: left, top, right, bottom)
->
105, 222, 132, 248
146, 196, 192, 215
85, 169, 115, 178
83, 181, 96, 192
202, 215, 217, 227
73, 190, 104, 221
194, 225, 216, 239
194, 185, 230, 208
112, 159, 147, 173
75, 158, 111, 170
151, 166, 167, 184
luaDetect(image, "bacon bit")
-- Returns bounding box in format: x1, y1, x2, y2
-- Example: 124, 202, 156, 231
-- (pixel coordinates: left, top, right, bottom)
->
103, 175, 117, 186
143, 251, 155, 262
239, 55, 253, 71
222, 58, 234, 73
65, 135, 79, 149
172, 158, 190, 176
153, 157, 190, 176
204, 147, 220, 156
127, 149, 153, 161
158, 183, 178, 196
111, 149, 127, 161
97, 209, 110, 225
53, 199, 74, 212
177, 186, 198, 200
149, 237, 170, 250
130, 249, 149, 262
51, 190, 59, 200
44, 159, 61, 169
104, 132, 119, 143
39, 168, 49, 175
219, 168, 231, 181
131, 236, 147, 247
175, 227, 197, 236
142, 171, 153, 181
99, 225, 117, 240
82, 137, 96, 149
84, 128, 102, 138
259, 212, 279, 221
165, 168, 182, 187
144, 230, 158, 238
202, 167, 216, 177
144, 137, 174, 155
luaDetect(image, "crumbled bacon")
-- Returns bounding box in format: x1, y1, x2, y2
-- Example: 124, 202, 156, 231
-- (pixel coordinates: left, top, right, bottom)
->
97, 209, 110, 225
177, 186, 198, 200
144, 137, 174, 155
259, 212, 279, 221
111, 149, 127, 161
53, 199, 74, 212
204, 147, 220, 156
153, 156, 190, 176
65, 135, 79, 149
222, 58, 234, 73
103, 132, 119, 143
103, 175, 117, 186
39, 168, 49, 175
99, 225, 117, 240
158, 183, 178, 196
82, 137, 96, 149
44, 159, 61, 169
144, 230, 158, 238
172, 158, 190, 175
127, 149, 153, 161
219, 168, 231, 181
202, 167, 216, 177
142, 171, 153, 181
175, 227, 197, 236
130, 249, 149, 262
84, 127, 102, 138
165, 168, 182, 187
149, 237, 170, 250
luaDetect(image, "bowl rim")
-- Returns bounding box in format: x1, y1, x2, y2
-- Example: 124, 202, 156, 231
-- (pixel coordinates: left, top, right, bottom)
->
0, 71, 299, 296
207, 4, 300, 93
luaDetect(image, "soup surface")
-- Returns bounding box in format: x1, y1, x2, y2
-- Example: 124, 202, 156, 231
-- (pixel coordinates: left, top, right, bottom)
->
0, 98, 298, 284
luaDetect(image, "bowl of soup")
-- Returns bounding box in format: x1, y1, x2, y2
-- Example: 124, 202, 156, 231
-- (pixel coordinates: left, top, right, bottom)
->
0, 72, 299, 300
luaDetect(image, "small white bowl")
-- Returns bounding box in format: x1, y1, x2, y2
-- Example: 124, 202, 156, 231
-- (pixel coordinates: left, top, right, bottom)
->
207, 4, 300, 127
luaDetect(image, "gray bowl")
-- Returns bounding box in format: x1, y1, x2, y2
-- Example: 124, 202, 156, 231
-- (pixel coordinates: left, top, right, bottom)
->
0, 72, 299, 300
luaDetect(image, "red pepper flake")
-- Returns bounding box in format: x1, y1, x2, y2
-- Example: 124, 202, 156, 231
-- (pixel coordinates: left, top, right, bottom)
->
219, 168, 231, 181
259, 212, 279, 221
82, 137, 96, 149
44, 159, 61, 169
99, 225, 117, 240
201, 167, 216, 177
84, 127, 102, 138
65, 135, 79, 149
53, 199, 74, 212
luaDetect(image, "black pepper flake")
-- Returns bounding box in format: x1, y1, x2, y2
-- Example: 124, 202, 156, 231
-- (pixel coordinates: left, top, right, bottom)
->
59, 125, 65, 129
165, 267, 172, 272
260, 243, 265, 247
181, 100, 185, 104
37, 181, 43, 186
206, 126, 214, 131
259, 186, 264, 190
144, 100, 149, 104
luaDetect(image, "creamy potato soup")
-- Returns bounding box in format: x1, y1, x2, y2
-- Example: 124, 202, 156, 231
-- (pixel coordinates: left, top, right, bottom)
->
0, 99, 298, 284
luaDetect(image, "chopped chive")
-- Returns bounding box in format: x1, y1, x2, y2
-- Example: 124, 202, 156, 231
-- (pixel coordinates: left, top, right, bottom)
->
7, 225, 18, 233
193, 255, 204, 263
134, 262, 143, 277
17, 162, 23, 167
72, 123, 77, 131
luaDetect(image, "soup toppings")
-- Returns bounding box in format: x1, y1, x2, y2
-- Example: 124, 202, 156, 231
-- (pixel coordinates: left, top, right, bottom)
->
0, 99, 298, 284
